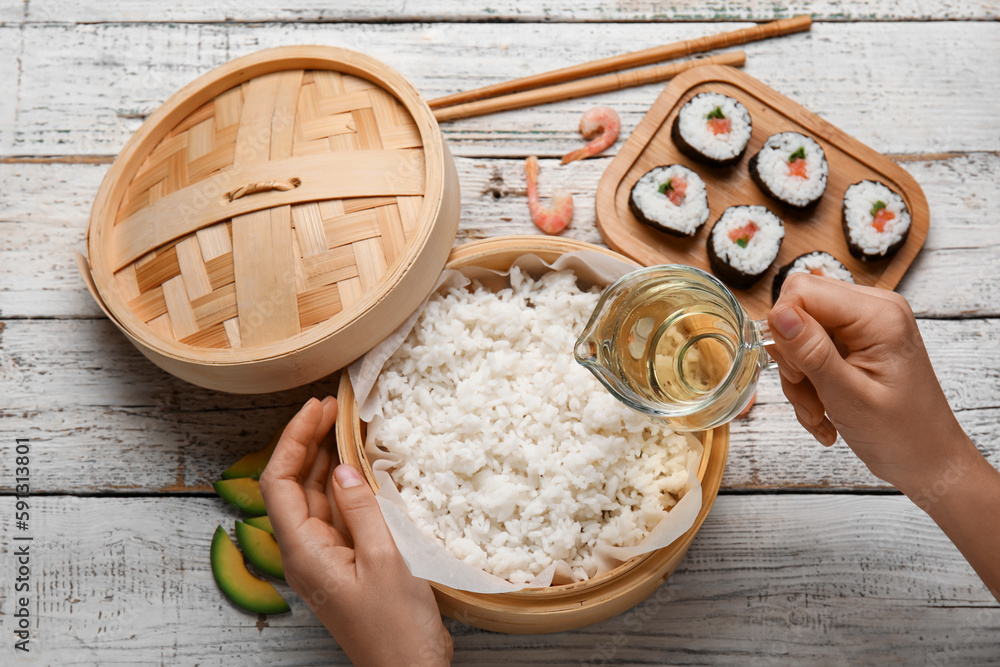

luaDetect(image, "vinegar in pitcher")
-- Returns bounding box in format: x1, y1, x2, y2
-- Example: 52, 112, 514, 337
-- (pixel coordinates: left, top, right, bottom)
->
602, 275, 762, 416
613, 284, 735, 405
576, 265, 769, 430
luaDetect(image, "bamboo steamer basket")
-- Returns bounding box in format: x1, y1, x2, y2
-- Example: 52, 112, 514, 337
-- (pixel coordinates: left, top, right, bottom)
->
80, 46, 460, 393
336, 235, 729, 634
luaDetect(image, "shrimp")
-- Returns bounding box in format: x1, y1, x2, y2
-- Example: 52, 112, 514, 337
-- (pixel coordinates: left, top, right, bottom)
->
561, 106, 621, 164
525, 156, 573, 235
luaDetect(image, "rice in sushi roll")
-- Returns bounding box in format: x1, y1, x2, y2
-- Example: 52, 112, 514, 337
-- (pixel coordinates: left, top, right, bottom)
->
772, 251, 855, 302
671, 92, 752, 167
842, 180, 911, 262
707, 206, 785, 289
628, 164, 710, 236
749, 132, 828, 208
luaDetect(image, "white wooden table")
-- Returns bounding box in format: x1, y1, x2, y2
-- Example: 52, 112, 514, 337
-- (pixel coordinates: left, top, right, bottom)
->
2, 2, 999, 664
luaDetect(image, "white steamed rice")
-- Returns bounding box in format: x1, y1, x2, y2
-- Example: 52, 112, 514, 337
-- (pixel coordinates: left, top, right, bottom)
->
373, 268, 701, 584
752, 132, 828, 207
843, 180, 911, 257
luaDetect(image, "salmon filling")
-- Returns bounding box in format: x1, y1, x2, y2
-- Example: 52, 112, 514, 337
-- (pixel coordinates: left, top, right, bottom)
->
787, 146, 808, 179
871, 200, 896, 232
728, 222, 759, 248
658, 177, 688, 206
705, 106, 731, 135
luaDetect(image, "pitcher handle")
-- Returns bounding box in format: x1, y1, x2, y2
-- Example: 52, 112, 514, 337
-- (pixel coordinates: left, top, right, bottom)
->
753, 319, 779, 370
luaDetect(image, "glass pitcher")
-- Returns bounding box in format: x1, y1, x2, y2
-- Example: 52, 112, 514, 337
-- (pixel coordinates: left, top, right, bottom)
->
574, 264, 775, 431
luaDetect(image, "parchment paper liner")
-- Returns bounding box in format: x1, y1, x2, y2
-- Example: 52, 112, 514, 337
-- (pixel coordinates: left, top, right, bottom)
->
348, 251, 704, 594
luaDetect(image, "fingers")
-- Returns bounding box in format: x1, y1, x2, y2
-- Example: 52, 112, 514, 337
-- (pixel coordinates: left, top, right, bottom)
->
298, 397, 339, 484
330, 464, 398, 567
772, 275, 899, 359
780, 373, 825, 426
775, 273, 904, 333
259, 397, 328, 538
304, 440, 334, 524
769, 302, 857, 398
811, 417, 839, 447
325, 449, 350, 538
765, 344, 804, 384
779, 373, 838, 446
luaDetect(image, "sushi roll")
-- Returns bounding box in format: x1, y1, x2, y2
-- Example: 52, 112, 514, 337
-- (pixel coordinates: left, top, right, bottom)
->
842, 180, 911, 262
628, 164, 709, 236
671, 92, 752, 167
772, 251, 855, 302
749, 132, 829, 208
707, 206, 785, 289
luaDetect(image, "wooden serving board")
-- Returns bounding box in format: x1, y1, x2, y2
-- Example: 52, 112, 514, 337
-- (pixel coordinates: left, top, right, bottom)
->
596, 65, 929, 320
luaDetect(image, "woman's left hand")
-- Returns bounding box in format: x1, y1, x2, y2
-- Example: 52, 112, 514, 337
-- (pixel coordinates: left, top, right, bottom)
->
259, 397, 453, 666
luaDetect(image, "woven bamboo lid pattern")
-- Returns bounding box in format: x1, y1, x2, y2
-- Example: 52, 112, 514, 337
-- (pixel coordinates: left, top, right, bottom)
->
83, 46, 460, 392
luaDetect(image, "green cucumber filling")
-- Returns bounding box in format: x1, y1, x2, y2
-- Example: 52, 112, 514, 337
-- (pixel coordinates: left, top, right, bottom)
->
870, 200, 887, 217
706, 106, 725, 120
658, 180, 674, 195
788, 146, 806, 162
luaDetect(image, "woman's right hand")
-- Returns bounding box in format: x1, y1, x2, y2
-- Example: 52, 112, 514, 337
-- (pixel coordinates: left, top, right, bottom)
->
766, 273, 974, 495
769, 274, 1000, 601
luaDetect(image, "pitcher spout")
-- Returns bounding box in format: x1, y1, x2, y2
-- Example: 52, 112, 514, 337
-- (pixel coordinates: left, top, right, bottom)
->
573, 338, 598, 364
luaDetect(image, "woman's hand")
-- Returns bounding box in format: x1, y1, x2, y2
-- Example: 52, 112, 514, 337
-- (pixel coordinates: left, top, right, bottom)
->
767, 274, 971, 494
768, 274, 1000, 600
259, 397, 453, 666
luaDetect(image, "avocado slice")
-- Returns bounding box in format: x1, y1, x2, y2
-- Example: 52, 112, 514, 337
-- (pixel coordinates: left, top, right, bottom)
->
210, 526, 290, 615
214, 478, 267, 516
244, 515, 274, 535
235, 521, 284, 580
221, 428, 281, 480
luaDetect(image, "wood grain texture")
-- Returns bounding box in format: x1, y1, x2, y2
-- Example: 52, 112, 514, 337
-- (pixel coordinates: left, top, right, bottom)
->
0, 315, 997, 493
4, 23, 999, 158
10, 0, 999, 23
0, 31, 16, 156
0, 495, 994, 664
2, 153, 998, 320
1, 4, 997, 661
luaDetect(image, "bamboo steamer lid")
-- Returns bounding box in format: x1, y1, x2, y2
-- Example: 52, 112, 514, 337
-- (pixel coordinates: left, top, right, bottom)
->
81, 46, 460, 393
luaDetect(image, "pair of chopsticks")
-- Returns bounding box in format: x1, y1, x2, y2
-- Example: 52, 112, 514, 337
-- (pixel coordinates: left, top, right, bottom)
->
429, 15, 812, 122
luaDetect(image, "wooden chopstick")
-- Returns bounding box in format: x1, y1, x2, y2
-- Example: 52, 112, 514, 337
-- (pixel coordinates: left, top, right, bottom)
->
428, 15, 811, 110
432, 51, 746, 123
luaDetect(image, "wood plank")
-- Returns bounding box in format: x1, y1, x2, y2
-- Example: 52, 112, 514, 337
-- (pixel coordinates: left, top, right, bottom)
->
2, 153, 998, 319
8, 23, 1000, 157
15, 0, 1000, 23
0, 316, 998, 493
0, 495, 993, 664
0, 345, 339, 492
0, 3, 25, 23
0, 28, 18, 156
